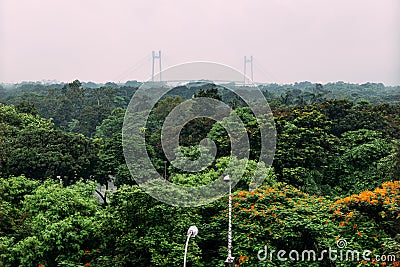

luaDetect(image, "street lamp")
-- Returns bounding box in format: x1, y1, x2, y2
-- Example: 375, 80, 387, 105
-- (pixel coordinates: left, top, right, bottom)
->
223, 175, 235, 266
183, 225, 198, 267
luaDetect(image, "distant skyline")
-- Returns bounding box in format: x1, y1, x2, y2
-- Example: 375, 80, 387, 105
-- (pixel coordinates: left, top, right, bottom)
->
1, 0, 399, 85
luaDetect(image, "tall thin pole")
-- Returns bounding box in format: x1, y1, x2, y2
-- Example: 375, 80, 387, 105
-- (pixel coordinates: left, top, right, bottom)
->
183, 234, 190, 267
183, 226, 198, 267
228, 182, 232, 260
224, 175, 234, 266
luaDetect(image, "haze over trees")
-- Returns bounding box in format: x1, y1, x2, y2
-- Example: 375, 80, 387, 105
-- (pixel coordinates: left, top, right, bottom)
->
0, 80, 399, 266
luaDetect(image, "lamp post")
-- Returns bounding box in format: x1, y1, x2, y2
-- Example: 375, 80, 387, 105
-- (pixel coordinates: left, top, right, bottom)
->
223, 175, 235, 266
183, 225, 198, 267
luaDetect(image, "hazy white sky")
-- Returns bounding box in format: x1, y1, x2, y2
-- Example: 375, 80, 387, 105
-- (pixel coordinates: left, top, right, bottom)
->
1, 0, 399, 85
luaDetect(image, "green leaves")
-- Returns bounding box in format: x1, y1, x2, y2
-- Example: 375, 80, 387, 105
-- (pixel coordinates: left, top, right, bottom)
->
97, 185, 203, 266
274, 109, 338, 193
0, 177, 101, 267
208, 183, 336, 266
1, 86, 400, 266
326, 130, 394, 196
0, 104, 99, 182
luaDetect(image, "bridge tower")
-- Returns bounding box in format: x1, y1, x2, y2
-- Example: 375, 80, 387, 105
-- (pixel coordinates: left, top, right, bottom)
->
152, 50, 162, 82
243, 56, 254, 85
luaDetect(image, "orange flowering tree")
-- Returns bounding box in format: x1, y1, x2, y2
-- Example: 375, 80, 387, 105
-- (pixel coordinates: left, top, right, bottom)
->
207, 180, 400, 267
331, 181, 400, 266
210, 182, 338, 266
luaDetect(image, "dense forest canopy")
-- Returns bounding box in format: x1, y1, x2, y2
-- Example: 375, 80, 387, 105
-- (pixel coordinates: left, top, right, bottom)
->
0, 80, 399, 266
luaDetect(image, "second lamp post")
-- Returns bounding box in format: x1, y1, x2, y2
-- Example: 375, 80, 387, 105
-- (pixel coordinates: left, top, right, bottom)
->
224, 175, 235, 266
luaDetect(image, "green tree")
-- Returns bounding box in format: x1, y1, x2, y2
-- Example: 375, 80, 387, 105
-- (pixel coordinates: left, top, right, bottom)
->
273, 108, 338, 194
0, 178, 102, 267
14, 101, 39, 116
208, 182, 337, 266
95, 107, 125, 140
96, 185, 202, 266
0, 104, 99, 182
325, 129, 394, 196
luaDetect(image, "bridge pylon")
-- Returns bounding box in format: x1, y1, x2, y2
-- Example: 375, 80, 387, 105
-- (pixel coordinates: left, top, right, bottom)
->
152, 50, 162, 82
243, 56, 253, 85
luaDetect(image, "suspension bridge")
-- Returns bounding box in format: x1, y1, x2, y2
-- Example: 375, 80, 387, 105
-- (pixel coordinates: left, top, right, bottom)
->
113, 51, 278, 86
